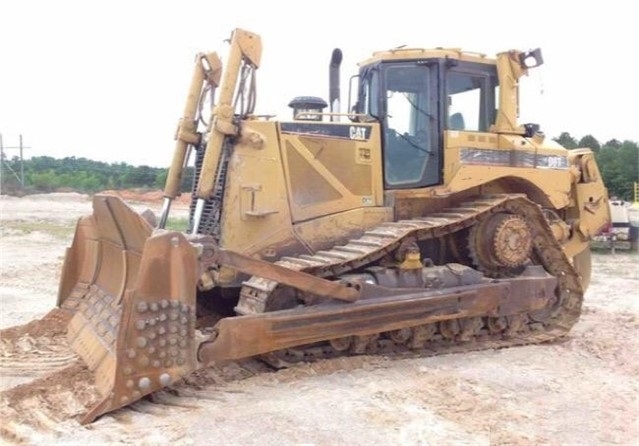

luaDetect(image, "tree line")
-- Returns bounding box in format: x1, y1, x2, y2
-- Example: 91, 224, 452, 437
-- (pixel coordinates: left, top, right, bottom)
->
0, 155, 194, 195
553, 133, 638, 201
1, 133, 637, 200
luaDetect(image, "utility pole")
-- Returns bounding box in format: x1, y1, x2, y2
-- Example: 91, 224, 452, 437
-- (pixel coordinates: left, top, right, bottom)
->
20, 135, 24, 187
0, 133, 29, 190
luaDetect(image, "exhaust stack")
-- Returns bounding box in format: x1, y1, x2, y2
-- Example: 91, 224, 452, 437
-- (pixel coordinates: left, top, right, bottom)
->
329, 48, 343, 122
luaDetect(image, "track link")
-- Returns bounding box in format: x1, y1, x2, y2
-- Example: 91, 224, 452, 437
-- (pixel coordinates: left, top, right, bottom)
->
238, 194, 583, 365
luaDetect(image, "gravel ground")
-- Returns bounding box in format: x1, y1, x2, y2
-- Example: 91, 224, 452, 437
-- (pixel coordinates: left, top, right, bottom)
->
0, 193, 637, 445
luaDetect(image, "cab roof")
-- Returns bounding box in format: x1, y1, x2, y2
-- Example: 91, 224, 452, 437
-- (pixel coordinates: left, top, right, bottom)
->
358, 48, 498, 67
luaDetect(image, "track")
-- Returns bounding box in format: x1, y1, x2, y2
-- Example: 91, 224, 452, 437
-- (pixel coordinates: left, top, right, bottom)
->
238, 194, 583, 365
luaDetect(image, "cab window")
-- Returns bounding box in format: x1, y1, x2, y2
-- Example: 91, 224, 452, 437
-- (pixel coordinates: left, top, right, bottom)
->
382, 63, 438, 187
447, 69, 496, 132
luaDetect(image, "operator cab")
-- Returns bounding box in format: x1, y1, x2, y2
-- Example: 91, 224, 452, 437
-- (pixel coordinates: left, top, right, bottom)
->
353, 49, 498, 189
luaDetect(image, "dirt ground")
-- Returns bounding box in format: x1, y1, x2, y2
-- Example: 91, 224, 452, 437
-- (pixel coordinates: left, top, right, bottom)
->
0, 193, 637, 445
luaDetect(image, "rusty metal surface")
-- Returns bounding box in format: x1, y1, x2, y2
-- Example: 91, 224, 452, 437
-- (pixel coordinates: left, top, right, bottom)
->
211, 248, 360, 303
198, 272, 554, 363
59, 195, 199, 424
58, 194, 153, 311
469, 212, 533, 274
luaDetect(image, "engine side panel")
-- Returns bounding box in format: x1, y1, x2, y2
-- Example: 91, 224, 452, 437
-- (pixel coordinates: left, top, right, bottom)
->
279, 122, 384, 223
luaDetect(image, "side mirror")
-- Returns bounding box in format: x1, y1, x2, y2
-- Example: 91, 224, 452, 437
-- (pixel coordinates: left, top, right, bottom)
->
519, 48, 544, 69
348, 103, 361, 123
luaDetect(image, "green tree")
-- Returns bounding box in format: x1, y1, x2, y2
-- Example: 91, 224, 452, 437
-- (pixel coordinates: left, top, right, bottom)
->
553, 132, 578, 149
17, 156, 168, 193
122, 165, 157, 188
181, 166, 195, 193
603, 139, 622, 150
578, 135, 601, 152
595, 140, 639, 201
154, 169, 168, 189
29, 170, 59, 191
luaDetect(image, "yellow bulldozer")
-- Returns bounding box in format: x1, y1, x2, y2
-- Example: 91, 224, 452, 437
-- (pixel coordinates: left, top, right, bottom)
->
51, 28, 609, 423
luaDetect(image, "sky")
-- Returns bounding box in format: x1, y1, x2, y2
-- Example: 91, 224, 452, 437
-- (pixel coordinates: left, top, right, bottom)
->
1, 0, 637, 167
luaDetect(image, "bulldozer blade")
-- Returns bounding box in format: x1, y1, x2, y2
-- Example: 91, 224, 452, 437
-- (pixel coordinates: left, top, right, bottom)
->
57, 194, 152, 311
58, 195, 199, 424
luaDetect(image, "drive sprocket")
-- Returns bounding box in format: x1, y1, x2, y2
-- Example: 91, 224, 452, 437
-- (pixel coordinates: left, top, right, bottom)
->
468, 212, 533, 277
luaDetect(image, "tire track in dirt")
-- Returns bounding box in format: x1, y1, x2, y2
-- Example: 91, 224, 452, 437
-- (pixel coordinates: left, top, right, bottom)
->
4, 300, 637, 445
0, 310, 77, 388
